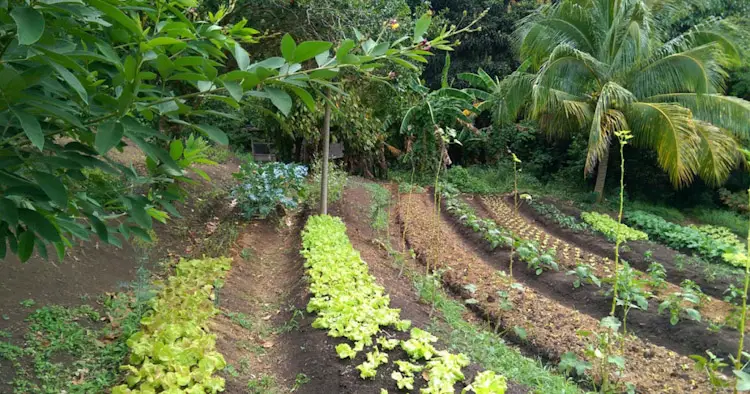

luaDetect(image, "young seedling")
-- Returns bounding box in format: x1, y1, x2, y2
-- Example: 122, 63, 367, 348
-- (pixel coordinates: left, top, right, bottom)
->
567, 264, 602, 288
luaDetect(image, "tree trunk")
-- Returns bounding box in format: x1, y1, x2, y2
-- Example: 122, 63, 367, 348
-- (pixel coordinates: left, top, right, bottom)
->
319, 96, 331, 215
594, 144, 611, 203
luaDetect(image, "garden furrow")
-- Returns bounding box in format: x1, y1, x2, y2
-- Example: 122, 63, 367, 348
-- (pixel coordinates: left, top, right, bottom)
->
398, 192, 714, 393
450, 193, 746, 364
480, 195, 742, 332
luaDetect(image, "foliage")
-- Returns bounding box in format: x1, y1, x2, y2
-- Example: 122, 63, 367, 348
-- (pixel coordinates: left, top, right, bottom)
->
365, 182, 392, 233
690, 224, 744, 250
689, 351, 729, 393
231, 161, 308, 219
113, 257, 232, 394
566, 264, 601, 289
581, 212, 648, 243
604, 262, 650, 332
302, 215, 507, 391
304, 158, 347, 208
658, 290, 702, 326
689, 207, 749, 238
485, 0, 750, 197
625, 210, 743, 266
529, 200, 590, 233
576, 317, 627, 392
462, 371, 507, 394
646, 262, 668, 292
516, 240, 559, 276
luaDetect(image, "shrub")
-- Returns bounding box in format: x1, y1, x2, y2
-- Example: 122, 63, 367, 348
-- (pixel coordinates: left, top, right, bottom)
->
113, 257, 231, 394
581, 212, 648, 242
304, 158, 347, 208
231, 161, 308, 219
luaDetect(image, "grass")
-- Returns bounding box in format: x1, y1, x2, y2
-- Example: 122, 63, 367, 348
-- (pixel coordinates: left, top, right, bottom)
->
412, 274, 581, 393
689, 207, 748, 237
247, 374, 278, 394
364, 182, 391, 233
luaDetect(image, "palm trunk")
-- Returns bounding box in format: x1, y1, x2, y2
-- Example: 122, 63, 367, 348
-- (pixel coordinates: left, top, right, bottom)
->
594, 144, 611, 203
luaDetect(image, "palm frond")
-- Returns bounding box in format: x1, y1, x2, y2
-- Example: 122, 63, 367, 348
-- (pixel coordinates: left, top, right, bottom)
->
694, 121, 740, 186
631, 43, 727, 97
494, 72, 536, 124
627, 102, 700, 187
644, 93, 750, 137
585, 83, 636, 173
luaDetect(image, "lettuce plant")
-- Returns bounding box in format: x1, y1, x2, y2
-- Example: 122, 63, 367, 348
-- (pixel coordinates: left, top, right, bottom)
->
462, 371, 508, 394
581, 211, 648, 242
112, 257, 231, 394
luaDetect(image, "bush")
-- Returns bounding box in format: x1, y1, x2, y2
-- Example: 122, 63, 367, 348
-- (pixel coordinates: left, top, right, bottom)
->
304, 158, 347, 208
231, 161, 308, 219
689, 208, 748, 238
581, 212, 648, 242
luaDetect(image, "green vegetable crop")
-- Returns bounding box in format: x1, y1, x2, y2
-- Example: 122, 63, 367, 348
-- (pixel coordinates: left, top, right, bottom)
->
581, 211, 648, 242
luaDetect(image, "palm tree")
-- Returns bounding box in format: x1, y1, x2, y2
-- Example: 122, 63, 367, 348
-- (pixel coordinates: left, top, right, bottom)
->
469, 0, 750, 202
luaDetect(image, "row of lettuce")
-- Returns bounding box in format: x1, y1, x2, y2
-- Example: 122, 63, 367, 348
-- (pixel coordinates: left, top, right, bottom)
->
529, 197, 747, 268
302, 214, 508, 393
112, 257, 232, 393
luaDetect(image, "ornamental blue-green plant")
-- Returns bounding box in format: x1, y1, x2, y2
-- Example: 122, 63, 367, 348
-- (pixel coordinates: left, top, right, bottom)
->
231, 161, 308, 219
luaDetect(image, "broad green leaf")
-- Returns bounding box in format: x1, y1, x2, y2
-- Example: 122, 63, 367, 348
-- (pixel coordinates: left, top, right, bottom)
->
50, 63, 88, 103
89, 0, 141, 36
194, 124, 228, 145
88, 214, 109, 242
371, 42, 389, 57
222, 81, 243, 102
0, 199, 18, 226
18, 230, 35, 262
11, 108, 44, 150
309, 69, 338, 80
414, 14, 431, 42
10, 7, 45, 45
147, 37, 182, 47
281, 33, 296, 62
34, 237, 48, 260
233, 42, 250, 71
18, 209, 60, 243
169, 140, 184, 160
390, 57, 418, 71
336, 39, 356, 62
289, 86, 315, 111
294, 41, 332, 63
265, 87, 292, 116
95, 120, 124, 154
31, 171, 67, 207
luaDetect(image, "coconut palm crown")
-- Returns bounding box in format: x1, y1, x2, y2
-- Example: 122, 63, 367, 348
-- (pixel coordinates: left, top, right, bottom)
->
471, 0, 750, 200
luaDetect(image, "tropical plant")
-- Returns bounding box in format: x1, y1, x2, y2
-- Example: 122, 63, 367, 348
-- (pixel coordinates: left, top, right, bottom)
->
646, 262, 668, 292
605, 262, 651, 334
567, 263, 602, 288
576, 316, 627, 392
658, 290, 702, 325
482, 0, 750, 201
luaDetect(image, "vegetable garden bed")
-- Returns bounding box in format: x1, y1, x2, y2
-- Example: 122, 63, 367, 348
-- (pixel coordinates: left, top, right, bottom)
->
397, 191, 713, 392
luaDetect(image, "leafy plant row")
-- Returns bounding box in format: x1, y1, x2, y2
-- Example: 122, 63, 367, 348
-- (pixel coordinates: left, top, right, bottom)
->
441, 185, 558, 275
581, 212, 648, 243
624, 210, 745, 267
301, 215, 507, 393
528, 200, 591, 233
112, 257, 232, 394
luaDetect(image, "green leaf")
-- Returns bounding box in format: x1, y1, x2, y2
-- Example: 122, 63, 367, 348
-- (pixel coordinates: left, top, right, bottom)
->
31, 172, 67, 207
11, 108, 44, 150
88, 214, 109, 243
735, 370, 750, 390
10, 7, 45, 45
147, 37, 182, 47
222, 81, 243, 102
336, 39, 356, 62
0, 199, 18, 226
18, 209, 60, 243
289, 86, 315, 111
234, 42, 250, 71
50, 63, 88, 103
194, 124, 228, 145
390, 57, 418, 71
309, 69, 338, 80
413, 14, 431, 42
169, 140, 184, 160
95, 120, 124, 154
89, 0, 141, 36
18, 230, 35, 262
281, 33, 296, 62
371, 42, 389, 57
294, 41, 333, 63
265, 87, 292, 116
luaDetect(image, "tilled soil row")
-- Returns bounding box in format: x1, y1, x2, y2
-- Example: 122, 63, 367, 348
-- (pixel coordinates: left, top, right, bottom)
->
480, 195, 740, 332
398, 192, 714, 393
511, 195, 742, 300
454, 195, 745, 367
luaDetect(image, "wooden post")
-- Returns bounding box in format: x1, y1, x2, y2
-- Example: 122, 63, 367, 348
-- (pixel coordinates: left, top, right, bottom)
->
319, 94, 331, 215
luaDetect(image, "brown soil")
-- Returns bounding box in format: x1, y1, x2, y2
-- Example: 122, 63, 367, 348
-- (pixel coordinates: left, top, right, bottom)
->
454, 194, 746, 366
212, 182, 529, 394
516, 195, 742, 299
0, 158, 240, 392
398, 192, 714, 393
